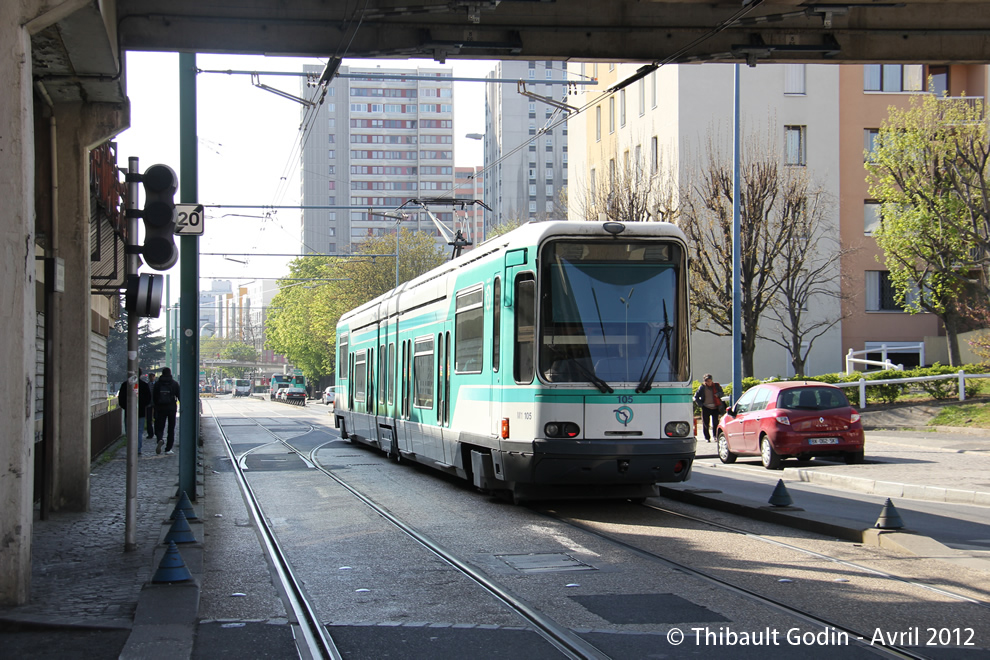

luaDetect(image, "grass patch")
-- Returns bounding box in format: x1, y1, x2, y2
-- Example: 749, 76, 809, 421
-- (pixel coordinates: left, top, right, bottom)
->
930, 402, 990, 429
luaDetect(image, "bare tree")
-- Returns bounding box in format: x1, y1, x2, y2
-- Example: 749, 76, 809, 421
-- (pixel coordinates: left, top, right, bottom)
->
680, 128, 840, 377
578, 145, 679, 224
763, 174, 853, 377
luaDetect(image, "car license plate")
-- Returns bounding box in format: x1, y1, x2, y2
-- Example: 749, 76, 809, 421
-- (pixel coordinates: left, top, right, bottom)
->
809, 437, 839, 445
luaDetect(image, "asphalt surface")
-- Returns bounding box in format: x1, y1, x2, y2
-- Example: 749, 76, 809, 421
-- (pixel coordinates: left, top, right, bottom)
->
1, 400, 989, 659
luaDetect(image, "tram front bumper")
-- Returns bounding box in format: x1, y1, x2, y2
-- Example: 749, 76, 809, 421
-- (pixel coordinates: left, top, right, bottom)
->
497, 437, 695, 485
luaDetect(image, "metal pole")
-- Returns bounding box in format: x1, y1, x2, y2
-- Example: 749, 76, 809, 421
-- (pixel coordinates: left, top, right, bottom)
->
395, 225, 399, 289
179, 53, 199, 500
731, 63, 743, 403
124, 157, 140, 551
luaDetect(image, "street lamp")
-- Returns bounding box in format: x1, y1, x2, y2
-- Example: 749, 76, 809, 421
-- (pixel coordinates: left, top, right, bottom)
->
465, 133, 484, 140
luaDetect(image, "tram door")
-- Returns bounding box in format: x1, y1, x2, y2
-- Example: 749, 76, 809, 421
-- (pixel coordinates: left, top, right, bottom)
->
497, 248, 530, 439
489, 273, 502, 438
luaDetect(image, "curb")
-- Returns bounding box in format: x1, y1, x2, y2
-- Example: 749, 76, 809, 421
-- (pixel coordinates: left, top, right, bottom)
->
656, 485, 990, 574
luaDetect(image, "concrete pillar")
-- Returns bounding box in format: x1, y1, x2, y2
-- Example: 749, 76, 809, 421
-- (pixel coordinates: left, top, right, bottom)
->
0, 2, 39, 605
51, 102, 129, 511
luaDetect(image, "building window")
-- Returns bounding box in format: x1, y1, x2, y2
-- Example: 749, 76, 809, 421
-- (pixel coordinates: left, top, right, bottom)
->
864, 64, 924, 92
784, 125, 806, 166
619, 89, 626, 127
865, 271, 914, 312
651, 71, 657, 108
864, 128, 879, 161
651, 137, 658, 173
609, 97, 615, 133
864, 201, 881, 235
784, 64, 806, 95
595, 105, 601, 142
638, 78, 646, 116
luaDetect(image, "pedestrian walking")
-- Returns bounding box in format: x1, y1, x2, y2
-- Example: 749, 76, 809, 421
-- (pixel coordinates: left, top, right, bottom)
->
118, 369, 152, 455
145, 371, 156, 440
693, 373, 726, 442
152, 367, 181, 454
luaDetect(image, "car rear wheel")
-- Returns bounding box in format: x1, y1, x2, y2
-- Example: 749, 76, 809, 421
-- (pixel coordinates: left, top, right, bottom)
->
717, 433, 736, 464
845, 450, 865, 465
760, 436, 782, 470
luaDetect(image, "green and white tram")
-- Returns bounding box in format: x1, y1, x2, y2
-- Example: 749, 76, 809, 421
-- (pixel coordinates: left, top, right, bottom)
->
334, 220, 696, 501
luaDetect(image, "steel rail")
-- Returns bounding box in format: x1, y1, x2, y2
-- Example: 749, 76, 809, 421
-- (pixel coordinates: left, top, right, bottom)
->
539, 508, 944, 660
207, 403, 342, 660
225, 408, 608, 659
644, 502, 990, 609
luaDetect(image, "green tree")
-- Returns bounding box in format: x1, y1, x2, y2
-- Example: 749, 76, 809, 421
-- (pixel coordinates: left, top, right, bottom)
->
220, 342, 257, 378
265, 229, 446, 382
866, 94, 990, 366
138, 319, 166, 368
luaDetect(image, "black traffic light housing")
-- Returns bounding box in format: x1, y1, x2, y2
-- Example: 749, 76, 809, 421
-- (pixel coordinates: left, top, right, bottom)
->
141, 164, 179, 270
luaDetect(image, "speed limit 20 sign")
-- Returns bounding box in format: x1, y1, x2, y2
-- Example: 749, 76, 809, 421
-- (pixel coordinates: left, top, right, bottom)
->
174, 204, 205, 235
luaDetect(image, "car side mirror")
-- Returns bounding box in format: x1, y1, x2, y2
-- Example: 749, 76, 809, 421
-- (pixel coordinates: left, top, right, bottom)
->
724, 406, 736, 417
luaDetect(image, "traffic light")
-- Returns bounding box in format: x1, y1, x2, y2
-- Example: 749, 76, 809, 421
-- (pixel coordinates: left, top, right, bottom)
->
141, 164, 178, 270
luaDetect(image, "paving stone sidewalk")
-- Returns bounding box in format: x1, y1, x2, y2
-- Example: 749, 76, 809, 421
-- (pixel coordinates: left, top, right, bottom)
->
0, 434, 182, 629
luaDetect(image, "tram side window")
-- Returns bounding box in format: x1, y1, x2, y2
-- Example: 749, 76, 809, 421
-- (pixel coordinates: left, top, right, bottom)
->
339, 334, 348, 374
455, 287, 484, 373
492, 278, 501, 372
379, 348, 387, 405
388, 343, 395, 405
413, 337, 434, 408
354, 351, 367, 403
514, 274, 536, 384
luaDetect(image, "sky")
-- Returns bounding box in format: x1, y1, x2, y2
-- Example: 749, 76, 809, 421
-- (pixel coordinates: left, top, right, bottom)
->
114, 53, 500, 303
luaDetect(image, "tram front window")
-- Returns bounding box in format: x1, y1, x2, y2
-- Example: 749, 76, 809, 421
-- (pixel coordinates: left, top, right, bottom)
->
540, 240, 683, 388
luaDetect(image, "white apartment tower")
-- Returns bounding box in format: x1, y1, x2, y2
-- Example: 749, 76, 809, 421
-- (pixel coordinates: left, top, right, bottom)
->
300, 64, 456, 255
484, 61, 569, 233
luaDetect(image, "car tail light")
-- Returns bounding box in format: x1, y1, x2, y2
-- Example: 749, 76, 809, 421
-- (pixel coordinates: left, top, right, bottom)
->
850, 411, 861, 424
776, 415, 791, 426
501, 418, 510, 439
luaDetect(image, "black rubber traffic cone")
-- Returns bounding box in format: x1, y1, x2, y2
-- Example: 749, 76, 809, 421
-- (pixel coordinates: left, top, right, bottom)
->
874, 498, 905, 529
163, 509, 197, 544
768, 479, 794, 507
152, 541, 193, 583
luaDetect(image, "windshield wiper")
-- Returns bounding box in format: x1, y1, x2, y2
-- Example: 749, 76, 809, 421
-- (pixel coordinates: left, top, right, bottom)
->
636, 300, 674, 393
547, 344, 614, 394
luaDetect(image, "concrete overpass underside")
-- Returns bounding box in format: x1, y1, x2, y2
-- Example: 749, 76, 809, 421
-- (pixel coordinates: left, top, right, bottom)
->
115, 0, 990, 64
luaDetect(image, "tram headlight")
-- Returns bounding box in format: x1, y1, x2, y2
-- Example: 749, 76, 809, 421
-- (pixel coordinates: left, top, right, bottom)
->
544, 422, 580, 438
664, 421, 692, 438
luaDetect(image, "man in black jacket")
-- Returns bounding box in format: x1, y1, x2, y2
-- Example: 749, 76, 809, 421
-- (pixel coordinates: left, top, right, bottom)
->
118, 369, 152, 455
153, 367, 181, 454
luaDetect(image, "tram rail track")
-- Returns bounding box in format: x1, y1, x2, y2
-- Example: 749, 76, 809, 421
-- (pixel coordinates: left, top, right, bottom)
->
208, 399, 986, 660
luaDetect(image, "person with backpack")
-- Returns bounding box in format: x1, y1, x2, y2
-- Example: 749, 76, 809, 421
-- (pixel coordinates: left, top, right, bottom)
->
118, 369, 152, 455
153, 367, 181, 454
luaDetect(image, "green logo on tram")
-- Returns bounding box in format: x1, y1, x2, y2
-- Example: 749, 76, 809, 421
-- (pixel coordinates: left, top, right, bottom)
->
614, 405, 634, 426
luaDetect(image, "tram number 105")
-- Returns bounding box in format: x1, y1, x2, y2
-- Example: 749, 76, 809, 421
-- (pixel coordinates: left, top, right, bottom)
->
174, 204, 205, 236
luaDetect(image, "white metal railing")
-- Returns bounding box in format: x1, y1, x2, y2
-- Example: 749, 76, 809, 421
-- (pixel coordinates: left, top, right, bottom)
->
845, 343, 925, 375
836, 370, 990, 408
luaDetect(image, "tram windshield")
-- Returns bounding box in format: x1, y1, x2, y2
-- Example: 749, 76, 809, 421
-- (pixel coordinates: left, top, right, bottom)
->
539, 240, 686, 390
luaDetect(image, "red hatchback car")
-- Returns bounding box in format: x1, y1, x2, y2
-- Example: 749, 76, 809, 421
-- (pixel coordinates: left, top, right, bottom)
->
716, 381, 865, 470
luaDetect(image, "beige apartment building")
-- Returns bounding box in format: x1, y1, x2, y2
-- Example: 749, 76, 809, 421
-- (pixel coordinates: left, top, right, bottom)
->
569, 61, 988, 379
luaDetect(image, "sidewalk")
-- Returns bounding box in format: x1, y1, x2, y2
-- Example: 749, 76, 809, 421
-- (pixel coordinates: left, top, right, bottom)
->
0, 420, 202, 658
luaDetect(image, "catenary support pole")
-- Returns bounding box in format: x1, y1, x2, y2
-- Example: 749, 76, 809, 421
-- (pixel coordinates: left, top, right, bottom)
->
731, 63, 743, 404
179, 53, 199, 499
